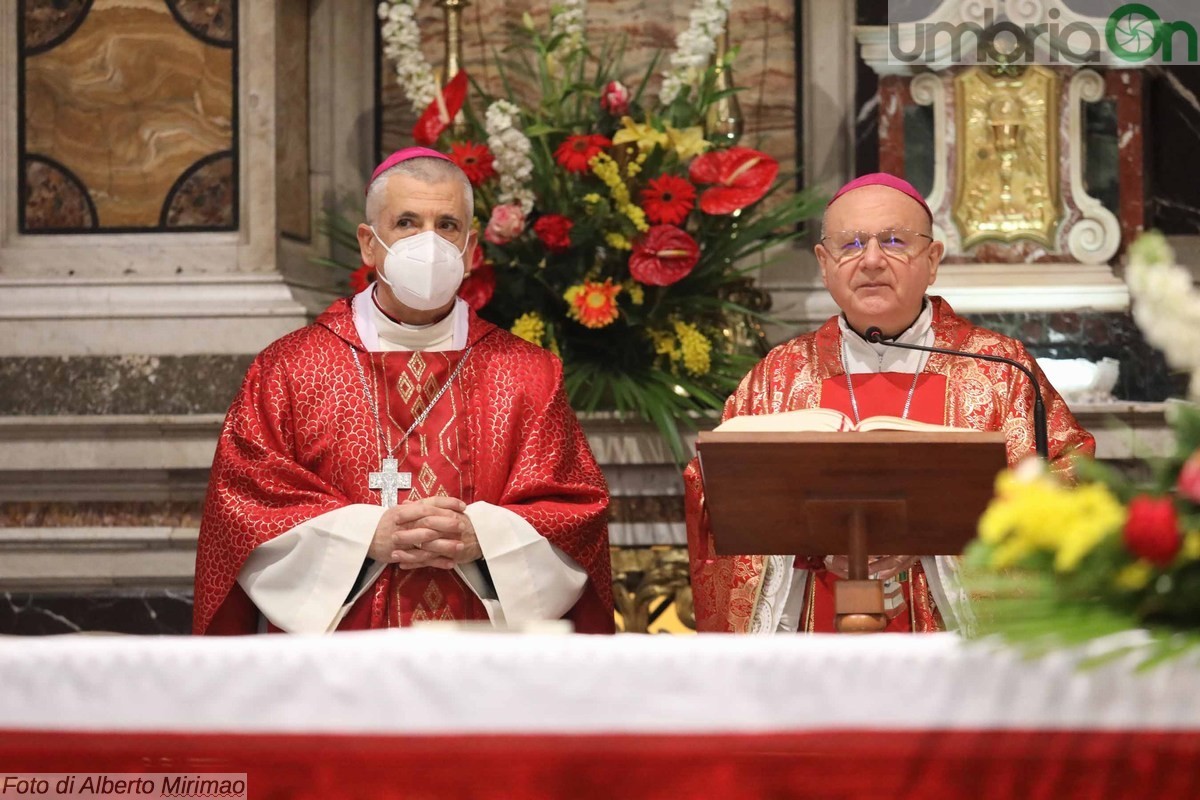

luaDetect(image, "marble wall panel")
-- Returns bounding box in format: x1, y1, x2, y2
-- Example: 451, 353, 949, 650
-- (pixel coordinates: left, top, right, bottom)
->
276, 0, 311, 241
377, 0, 798, 182
0, 501, 202, 528
0, 354, 252, 415
966, 310, 1188, 402
21, 0, 236, 232
0, 590, 193, 635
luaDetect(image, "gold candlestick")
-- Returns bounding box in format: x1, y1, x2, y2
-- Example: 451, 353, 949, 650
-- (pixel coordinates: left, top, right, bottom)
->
437, 0, 470, 137
705, 28, 743, 147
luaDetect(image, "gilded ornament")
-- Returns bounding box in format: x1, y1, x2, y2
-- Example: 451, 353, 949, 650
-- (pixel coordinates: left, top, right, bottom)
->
953, 66, 1060, 248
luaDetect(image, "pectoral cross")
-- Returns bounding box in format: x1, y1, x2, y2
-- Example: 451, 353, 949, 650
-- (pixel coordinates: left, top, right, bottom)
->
369, 458, 412, 508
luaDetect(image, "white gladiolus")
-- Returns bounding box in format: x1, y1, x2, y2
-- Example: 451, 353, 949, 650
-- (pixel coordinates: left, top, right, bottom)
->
549, 0, 587, 56
378, 0, 439, 113
486, 100, 536, 215
1125, 232, 1200, 400
659, 0, 733, 105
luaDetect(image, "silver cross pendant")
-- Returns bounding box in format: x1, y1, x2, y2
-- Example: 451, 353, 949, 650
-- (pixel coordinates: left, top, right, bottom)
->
368, 458, 413, 508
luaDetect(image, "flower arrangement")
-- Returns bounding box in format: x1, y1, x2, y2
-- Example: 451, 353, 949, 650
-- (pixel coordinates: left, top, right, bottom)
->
363, 0, 822, 458
964, 233, 1200, 664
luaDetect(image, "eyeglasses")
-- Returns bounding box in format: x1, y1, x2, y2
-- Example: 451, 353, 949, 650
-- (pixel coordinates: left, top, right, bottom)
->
821, 228, 934, 263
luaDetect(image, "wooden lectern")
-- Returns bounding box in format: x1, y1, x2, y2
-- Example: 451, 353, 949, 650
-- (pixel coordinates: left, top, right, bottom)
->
696, 431, 1007, 633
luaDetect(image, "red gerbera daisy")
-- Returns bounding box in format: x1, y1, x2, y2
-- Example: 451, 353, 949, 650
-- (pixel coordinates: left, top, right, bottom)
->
640, 174, 696, 225
629, 225, 700, 287
554, 134, 612, 173
688, 146, 779, 215
448, 141, 496, 186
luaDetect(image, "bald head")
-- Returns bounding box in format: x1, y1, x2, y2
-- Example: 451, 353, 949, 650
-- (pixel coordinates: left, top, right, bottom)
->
821, 183, 933, 240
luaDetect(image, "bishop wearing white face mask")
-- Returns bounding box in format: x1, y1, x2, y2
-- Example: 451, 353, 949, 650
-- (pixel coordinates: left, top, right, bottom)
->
194, 147, 613, 636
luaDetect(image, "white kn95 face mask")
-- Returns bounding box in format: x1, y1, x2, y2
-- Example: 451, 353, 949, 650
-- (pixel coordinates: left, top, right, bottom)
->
369, 227, 468, 312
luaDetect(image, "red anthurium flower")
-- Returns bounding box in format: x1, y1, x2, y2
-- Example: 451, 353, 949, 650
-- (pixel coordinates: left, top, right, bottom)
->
641, 174, 696, 225
533, 214, 574, 252
629, 225, 700, 286
1123, 495, 1182, 566
554, 134, 612, 174
448, 141, 496, 186
350, 265, 375, 293
458, 261, 496, 311
1178, 450, 1200, 503
413, 70, 469, 146
688, 146, 779, 215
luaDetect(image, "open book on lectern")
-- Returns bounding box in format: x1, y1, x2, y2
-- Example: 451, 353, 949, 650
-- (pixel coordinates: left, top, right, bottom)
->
714, 408, 975, 434
696, 417, 1005, 558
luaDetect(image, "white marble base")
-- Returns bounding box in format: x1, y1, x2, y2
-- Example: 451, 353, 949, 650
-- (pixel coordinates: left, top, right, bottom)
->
0, 527, 198, 591
0, 276, 308, 356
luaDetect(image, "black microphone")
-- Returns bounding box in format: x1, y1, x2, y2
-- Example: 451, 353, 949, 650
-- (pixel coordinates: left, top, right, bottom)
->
863, 326, 1049, 460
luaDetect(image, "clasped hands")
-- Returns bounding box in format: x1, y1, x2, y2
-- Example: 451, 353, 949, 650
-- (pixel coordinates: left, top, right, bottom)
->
823, 554, 918, 581
368, 497, 481, 570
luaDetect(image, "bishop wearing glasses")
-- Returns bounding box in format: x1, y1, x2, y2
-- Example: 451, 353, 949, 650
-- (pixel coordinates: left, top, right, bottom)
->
684, 173, 1094, 635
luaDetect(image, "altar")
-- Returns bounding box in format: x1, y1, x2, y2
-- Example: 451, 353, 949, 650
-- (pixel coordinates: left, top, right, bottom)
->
1, 631, 1198, 798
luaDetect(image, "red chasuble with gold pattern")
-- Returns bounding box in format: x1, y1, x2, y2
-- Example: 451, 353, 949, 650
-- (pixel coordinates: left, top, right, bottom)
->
194, 298, 613, 635
685, 296, 1095, 634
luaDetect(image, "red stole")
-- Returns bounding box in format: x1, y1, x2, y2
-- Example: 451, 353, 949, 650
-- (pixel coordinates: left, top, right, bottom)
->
339, 349, 488, 629
797, 372, 949, 633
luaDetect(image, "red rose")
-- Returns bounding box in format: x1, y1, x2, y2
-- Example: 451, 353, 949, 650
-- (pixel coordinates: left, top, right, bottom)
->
350, 265, 375, 293
554, 134, 611, 174
1178, 450, 1200, 503
629, 225, 700, 286
458, 261, 495, 311
1123, 495, 1182, 566
533, 214, 574, 252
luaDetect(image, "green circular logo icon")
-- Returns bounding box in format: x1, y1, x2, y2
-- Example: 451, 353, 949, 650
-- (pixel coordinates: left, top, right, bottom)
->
1107, 2, 1162, 62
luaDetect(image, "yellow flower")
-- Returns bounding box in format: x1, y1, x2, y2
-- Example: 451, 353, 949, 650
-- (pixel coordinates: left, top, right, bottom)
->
977, 472, 1125, 572
605, 232, 632, 251
1114, 560, 1154, 591
622, 203, 649, 232
590, 153, 632, 206
583, 193, 602, 204
1183, 531, 1200, 561
510, 312, 546, 346
673, 320, 711, 376
666, 125, 710, 160
612, 116, 669, 154
564, 279, 622, 329
625, 282, 645, 305
650, 329, 678, 358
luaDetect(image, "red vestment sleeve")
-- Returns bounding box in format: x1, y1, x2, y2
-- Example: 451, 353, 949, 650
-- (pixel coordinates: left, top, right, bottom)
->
194, 346, 353, 635
476, 353, 615, 634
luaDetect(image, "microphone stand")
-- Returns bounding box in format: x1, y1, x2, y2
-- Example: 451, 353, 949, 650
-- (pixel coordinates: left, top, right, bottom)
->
863, 327, 1049, 460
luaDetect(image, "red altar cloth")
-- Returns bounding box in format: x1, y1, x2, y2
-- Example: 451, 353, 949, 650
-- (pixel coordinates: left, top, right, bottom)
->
2, 729, 1197, 799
